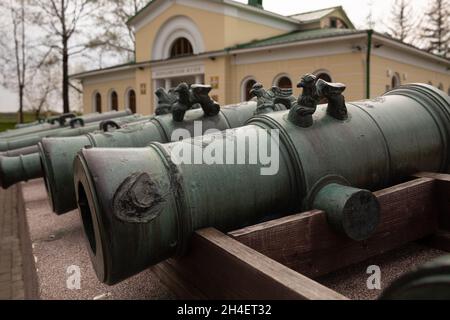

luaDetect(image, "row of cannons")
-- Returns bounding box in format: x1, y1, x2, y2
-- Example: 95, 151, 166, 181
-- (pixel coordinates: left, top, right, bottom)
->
1, 74, 450, 299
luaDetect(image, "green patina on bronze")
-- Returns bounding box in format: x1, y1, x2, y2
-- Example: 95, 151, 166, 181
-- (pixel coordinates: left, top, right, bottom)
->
40, 83, 290, 215
73, 81, 450, 285
0, 113, 150, 190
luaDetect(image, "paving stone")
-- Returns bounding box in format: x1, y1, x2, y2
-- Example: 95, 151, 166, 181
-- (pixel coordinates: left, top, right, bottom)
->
0, 185, 25, 300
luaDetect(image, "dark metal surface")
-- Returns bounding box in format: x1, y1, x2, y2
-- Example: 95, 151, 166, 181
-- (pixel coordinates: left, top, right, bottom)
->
73, 82, 450, 285
40, 100, 270, 215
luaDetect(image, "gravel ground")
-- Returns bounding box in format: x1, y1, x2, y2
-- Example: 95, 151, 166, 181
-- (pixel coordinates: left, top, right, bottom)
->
21, 179, 446, 300
23, 179, 174, 300
318, 243, 445, 299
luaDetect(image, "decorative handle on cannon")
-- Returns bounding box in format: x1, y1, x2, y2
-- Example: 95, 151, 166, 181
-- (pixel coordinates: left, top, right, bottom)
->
58, 113, 77, 126
155, 83, 221, 122
100, 120, 121, 132
288, 74, 347, 127
250, 82, 296, 115
69, 117, 85, 128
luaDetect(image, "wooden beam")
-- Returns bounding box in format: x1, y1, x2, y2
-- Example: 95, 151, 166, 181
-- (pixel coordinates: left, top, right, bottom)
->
229, 178, 439, 278
414, 172, 450, 230
151, 228, 347, 300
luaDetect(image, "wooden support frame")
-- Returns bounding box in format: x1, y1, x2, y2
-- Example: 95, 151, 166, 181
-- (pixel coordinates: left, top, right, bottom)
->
151, 173, 449, 300
152, 228, 347, 300
230, 177, 438, 278
414, 172, 450, 252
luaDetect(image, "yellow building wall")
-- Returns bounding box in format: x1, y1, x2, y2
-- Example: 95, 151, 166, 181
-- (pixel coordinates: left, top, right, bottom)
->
223, 15, 290, 49
82, 77, 136, 114
135, 3, 287, 62
135, 67, 153, 115
371, 55, 450, 97
204, 56, 229, 105
228, 52, 367, 103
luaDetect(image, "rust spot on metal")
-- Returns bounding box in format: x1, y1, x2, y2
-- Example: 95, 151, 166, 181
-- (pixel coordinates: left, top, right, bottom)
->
113, 172, 164, 223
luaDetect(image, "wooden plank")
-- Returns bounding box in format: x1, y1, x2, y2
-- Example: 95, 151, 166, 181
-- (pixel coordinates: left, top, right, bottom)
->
229, 178, 439, 278
414, 172, 450, 230
152, 228, 347, 300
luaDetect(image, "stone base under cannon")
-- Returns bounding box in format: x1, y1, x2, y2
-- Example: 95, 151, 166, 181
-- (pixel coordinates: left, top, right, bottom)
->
5, 172, 449, 299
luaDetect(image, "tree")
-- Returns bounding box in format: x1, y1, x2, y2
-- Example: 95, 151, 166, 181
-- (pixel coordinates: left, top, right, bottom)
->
88, 0, 149, 63
387, 0, 416, 43
31, 0, 99, 113
421, 0, 449, 58
365, 0, 376, 30
0, 0, 28, 123
25, 64, 60, 119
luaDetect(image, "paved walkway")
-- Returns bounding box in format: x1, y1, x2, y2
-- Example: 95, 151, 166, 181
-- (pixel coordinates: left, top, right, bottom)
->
0, 185, 25, 299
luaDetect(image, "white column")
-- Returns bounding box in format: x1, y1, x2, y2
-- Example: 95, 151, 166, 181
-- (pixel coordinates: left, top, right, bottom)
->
165, 78, 172, 90
195, 74, 203, 85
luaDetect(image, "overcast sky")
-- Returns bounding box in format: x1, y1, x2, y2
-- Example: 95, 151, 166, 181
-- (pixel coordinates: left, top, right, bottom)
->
1, 0, 430, 113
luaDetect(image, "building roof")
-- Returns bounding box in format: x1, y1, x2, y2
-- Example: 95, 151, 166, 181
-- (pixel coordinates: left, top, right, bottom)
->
127, 0, 300, 27
290, 6, 355, 29
290, 7, 338, 22
231, 28, 363, 50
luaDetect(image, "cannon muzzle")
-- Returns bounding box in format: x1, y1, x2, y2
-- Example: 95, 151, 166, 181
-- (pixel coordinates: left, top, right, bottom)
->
0, 114, 150, 190
0, 153, 42, 189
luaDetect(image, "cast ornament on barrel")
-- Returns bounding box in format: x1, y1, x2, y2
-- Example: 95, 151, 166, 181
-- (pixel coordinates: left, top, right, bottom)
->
74, 74, 450, 285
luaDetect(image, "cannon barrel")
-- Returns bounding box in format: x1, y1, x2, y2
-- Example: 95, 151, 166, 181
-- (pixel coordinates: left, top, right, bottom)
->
0, 153, 42, 189
0, 145, 39, 157
0, 109, 132, 140
39, 101, 259, 215
0, 112, 77, 138
0, 113, 145, 152
0, 114, 152, 189
73, 83, 450, 285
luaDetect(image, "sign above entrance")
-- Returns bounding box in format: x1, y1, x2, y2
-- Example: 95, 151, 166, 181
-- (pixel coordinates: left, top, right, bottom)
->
152, 64, 205, 79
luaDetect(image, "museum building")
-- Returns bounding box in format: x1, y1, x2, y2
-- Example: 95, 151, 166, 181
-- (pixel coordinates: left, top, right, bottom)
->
71, 0, 450, 115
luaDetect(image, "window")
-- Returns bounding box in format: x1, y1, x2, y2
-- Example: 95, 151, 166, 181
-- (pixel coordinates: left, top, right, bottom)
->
276, 76, 292, 89
243, 78, 257, 101
128, 89, 136, 114
94, 92, 102, 113
170, 37, 193, 58
110, 91, 118, 111
330, 18, 338, 28
438, 83, 443, 91
391, 73, 401, 89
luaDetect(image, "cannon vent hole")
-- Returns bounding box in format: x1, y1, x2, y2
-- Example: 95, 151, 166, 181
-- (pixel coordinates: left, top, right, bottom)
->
78, 182, 97, 254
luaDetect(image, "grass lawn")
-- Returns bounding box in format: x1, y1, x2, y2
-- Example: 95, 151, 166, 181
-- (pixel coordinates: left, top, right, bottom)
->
0, 112, 44, 133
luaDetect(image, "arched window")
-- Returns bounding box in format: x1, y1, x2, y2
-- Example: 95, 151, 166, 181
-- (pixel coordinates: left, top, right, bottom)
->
127, 89, 136, 114
110, 91, 118, 111
94, 92, 102, 113
276, 76, 292, 89
170, 37, 193, 58
242, 77, 257, 101
391, 73, 401, 89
